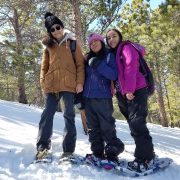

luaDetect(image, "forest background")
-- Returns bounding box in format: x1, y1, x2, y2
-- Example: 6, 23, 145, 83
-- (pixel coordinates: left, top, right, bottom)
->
0, 0, 179, 127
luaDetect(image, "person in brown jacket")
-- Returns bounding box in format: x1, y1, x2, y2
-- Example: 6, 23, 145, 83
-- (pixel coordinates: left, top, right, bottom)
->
36, 12, 84, 160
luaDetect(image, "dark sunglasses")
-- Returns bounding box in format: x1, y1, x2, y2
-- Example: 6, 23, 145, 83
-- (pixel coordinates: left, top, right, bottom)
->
50, 25, 61, 33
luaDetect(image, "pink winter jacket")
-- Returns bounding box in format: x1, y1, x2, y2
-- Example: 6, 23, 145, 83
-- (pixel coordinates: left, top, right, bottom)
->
116, 42, 147, 95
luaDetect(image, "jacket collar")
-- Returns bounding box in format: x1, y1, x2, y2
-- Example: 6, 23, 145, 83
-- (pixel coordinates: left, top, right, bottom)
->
42, 29, 76, 47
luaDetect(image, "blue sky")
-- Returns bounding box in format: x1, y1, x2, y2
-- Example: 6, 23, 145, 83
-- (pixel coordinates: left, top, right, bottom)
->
126, 0, 165, 9
149, 0, 165, 9
88, 0, 165, 30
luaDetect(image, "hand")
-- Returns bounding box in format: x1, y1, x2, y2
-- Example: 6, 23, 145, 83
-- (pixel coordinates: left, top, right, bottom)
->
88, 57, 102, 68
126, 93, 135, 100
76, 83, 83, 93
111, 88, 116, 95
111, 81, 116, 95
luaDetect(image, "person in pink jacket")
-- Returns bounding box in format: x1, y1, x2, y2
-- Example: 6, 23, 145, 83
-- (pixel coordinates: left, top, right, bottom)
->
106, 29, 155, 173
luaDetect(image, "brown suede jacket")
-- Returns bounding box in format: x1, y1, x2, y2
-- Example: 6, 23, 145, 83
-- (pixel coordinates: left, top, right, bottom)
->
40, 34, 85, 93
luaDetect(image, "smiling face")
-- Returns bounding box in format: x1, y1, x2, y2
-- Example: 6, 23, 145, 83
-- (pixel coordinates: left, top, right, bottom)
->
106, 30, 120, 49
90, 40, 102, 53
50, 24, 64, 40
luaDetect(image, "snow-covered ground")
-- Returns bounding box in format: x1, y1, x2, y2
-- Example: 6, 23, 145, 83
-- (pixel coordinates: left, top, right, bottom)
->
0, 99, 179, 180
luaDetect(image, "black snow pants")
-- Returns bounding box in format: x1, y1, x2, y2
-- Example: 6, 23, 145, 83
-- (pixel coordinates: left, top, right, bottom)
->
116, 88, 154, 161
84, 98, 124, 159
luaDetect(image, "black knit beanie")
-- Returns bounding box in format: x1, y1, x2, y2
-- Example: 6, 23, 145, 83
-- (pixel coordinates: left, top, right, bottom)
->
44, 12, 64, 32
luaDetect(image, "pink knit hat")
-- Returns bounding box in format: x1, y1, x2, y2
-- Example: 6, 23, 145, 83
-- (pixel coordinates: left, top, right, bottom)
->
88, 33, 104, 47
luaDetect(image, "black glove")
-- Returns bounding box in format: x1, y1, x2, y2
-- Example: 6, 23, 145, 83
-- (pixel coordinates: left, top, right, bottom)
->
88, 57, 102, 68
74, 92, 84, 110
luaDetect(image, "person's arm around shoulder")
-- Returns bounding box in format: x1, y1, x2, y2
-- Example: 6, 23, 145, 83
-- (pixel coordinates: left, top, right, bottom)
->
74, 41, 85, 93
97, 52, 118, 80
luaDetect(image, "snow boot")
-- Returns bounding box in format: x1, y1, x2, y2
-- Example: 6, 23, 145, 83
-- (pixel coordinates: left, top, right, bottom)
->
127, 158, 154, 172
36, 149, 49, 160
34, 148, 52, 163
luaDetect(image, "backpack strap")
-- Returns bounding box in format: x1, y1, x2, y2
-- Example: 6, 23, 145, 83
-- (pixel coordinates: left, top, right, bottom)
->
125, 41, 147, 76
70, 40, 77, 64
118, 41, 154, 95
118, 41, 131, 60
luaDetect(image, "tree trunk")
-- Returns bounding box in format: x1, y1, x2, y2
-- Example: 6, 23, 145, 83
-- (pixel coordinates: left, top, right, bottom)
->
69, 0, 83, 43
147, 113, 152, 123
163, 78, 174, 127
13, 8, 27, 104
155, 61, 168, 127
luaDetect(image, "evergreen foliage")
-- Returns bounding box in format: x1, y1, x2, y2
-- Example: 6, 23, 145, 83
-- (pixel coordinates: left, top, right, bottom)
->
0, 0, 179, 127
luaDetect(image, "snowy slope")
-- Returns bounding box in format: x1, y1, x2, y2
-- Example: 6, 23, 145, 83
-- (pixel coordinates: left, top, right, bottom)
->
0, 99, 179, 180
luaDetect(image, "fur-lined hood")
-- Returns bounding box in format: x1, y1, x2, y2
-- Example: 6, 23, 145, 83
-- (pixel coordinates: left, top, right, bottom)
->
42, 29, 76, 47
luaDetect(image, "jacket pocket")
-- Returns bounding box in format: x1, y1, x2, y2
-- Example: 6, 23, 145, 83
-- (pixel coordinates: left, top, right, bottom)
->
44, 71, 54, 90
65, 68, 76, 88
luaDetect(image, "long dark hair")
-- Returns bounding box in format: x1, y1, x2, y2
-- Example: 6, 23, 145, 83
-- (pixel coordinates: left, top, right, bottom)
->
106, 29, 123, 52
86, 41, 107, 60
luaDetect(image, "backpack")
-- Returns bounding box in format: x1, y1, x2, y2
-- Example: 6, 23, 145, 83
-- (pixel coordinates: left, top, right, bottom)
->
118, 41, 155, 96
70, 40, 77, 64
